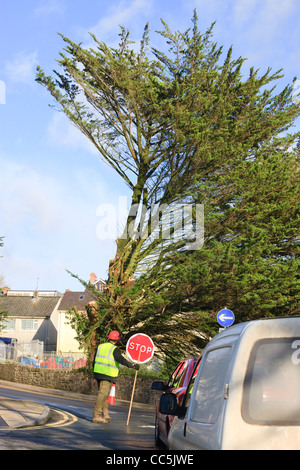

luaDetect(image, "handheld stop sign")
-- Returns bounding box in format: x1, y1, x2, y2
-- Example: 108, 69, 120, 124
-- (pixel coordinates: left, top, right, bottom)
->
126, 333, 154, 364
125, 333, 154, 425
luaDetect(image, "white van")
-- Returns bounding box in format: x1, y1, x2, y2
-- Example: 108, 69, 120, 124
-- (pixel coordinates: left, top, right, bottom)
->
160, 318, 300, 450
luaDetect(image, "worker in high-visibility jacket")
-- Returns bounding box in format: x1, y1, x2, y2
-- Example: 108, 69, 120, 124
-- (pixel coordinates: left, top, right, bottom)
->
93, 330, 139, 423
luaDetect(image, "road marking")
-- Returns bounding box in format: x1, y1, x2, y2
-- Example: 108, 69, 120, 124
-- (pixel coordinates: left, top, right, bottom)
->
43, 409, 78, 428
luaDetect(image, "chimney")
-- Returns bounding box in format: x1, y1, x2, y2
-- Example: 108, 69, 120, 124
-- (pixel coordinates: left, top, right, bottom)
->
90, 273, 97, 284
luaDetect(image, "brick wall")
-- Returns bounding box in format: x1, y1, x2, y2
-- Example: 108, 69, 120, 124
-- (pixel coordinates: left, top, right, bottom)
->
0, 363, 162, 406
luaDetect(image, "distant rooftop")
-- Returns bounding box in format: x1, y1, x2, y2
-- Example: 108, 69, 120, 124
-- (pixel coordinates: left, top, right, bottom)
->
3, 290, 62, 297
0, 295, 62, 318
58, 291, 95, 311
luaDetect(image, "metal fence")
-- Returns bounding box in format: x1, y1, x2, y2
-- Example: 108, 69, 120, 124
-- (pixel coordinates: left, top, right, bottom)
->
0, 340, 87, 370
33, 353, 87, 370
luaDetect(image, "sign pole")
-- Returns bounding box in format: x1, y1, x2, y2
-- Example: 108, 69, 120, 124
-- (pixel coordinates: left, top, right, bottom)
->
126, 350, 141, 426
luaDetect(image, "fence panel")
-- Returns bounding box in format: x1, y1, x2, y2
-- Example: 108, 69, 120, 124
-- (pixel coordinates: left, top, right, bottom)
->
0, 340, 87, 370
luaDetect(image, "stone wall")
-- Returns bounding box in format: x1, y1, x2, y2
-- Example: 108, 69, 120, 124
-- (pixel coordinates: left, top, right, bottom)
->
0, 363, 162, 406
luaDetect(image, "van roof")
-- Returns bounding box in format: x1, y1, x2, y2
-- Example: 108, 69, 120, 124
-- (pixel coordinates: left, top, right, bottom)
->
209, 317, 300, 346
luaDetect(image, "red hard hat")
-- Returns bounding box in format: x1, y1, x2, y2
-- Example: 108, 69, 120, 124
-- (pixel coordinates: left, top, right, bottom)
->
108, 330, 120, 341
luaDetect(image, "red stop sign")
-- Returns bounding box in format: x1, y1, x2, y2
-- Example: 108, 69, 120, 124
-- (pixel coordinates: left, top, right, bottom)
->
126, 333, 154, 364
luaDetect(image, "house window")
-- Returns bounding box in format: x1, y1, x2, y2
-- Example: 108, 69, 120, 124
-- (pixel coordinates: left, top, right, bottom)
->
95, 282, 104, 292
20, 319, 38, 331
2, 318, 15, 331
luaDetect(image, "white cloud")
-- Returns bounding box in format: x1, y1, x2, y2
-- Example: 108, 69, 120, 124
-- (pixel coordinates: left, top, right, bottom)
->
1, 252, 41, 289
85, 0, 153, 46
0, 158, 118, 290
34, 0, 66, 16
232, 0, 260, 25
4, 51, 39, 85
232, 0, 294, 37
46, 113, 98, 155
0, 161, 63, 232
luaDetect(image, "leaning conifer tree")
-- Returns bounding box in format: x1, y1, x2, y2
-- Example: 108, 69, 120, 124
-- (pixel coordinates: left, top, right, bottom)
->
36, 11, 300, 358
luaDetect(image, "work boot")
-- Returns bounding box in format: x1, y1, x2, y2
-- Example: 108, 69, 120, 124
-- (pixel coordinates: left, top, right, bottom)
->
93, 416, 108, 424
103, 413, 111, 420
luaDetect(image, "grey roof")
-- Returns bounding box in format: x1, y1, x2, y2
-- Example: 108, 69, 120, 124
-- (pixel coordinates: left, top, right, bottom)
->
0, 295, 61, 318
57, 291, 95, 311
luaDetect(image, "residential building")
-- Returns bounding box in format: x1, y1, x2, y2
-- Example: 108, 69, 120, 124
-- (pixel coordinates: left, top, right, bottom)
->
55, 290, 94, 354
0, 273, 104, 354
89, 272, 106, 292
0, 291, 62, 351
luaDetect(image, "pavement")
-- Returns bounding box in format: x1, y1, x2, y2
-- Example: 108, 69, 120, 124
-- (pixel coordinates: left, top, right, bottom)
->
0, 397, 50, 429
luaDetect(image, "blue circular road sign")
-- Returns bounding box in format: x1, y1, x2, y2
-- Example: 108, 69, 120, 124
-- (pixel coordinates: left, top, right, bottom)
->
217, 309, 235, 327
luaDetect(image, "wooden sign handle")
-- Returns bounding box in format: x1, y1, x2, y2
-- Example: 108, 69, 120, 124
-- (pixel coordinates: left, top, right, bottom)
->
126, 350, 141, 426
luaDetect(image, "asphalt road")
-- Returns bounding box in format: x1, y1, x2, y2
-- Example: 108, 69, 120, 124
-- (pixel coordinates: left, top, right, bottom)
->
0, 382, 160, 451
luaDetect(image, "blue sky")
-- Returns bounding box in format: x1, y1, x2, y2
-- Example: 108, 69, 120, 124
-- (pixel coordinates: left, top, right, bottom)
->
1, 0, 300, 292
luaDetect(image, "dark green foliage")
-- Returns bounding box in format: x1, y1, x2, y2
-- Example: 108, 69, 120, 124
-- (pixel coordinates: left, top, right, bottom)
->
36, 12, 300, 365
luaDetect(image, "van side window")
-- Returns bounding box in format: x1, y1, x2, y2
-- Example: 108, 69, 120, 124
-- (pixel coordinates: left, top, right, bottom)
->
190, 347, 232, 424
242, 338, 300, 425
168, 361, 187, 389
184, 358, 202, 410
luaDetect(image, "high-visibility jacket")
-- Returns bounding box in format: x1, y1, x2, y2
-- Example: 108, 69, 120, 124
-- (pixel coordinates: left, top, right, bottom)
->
93, 342, 120, 378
